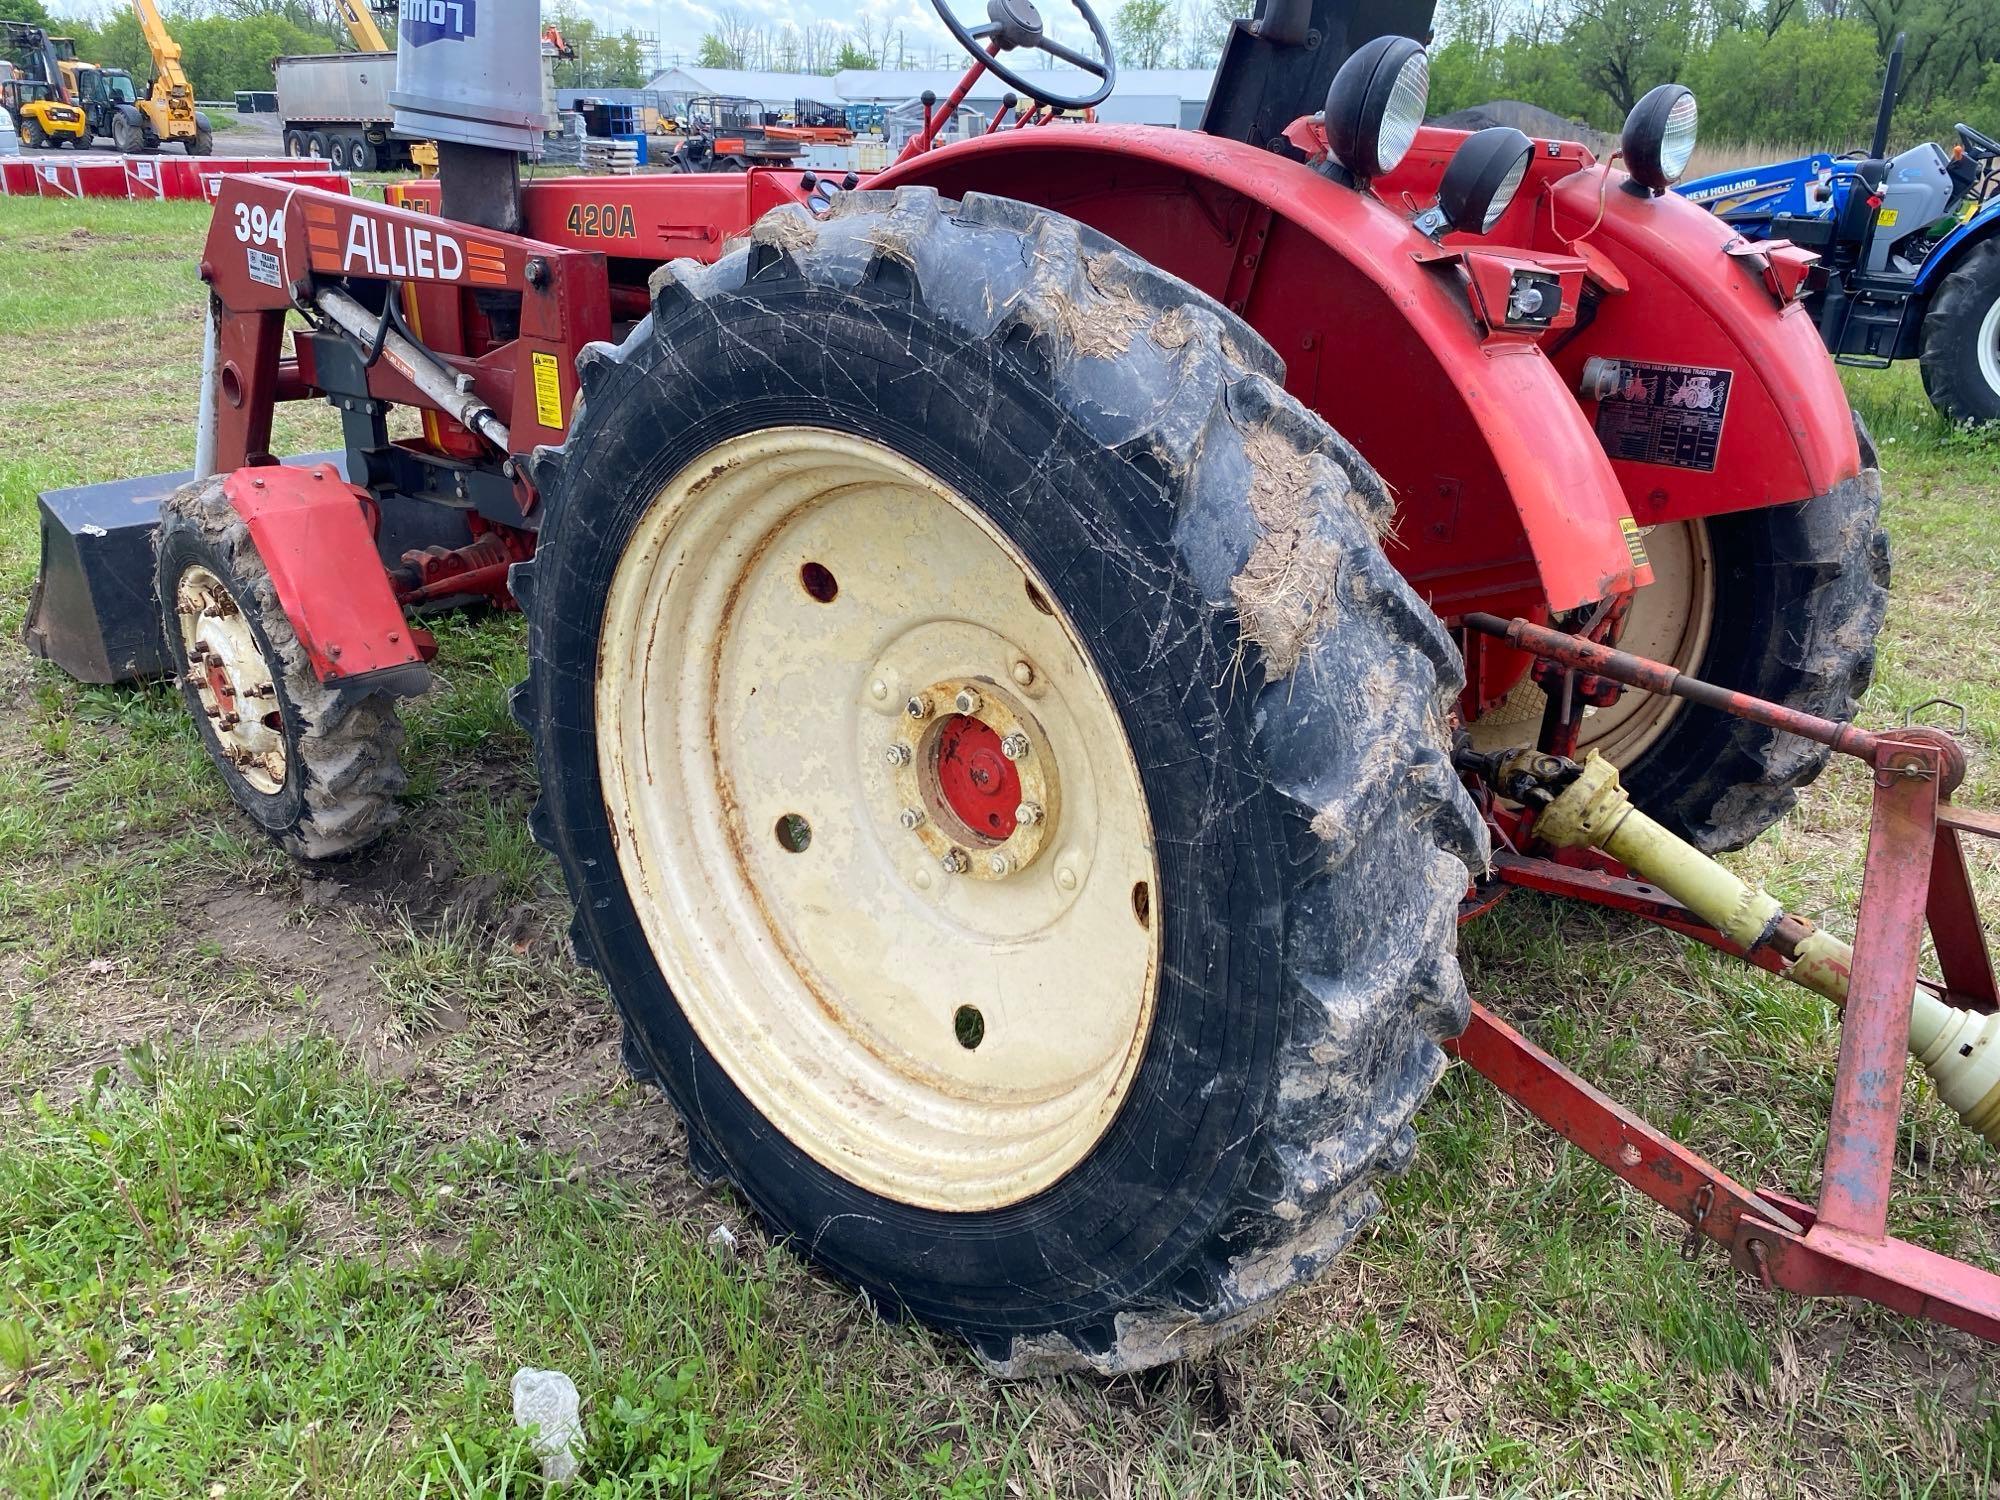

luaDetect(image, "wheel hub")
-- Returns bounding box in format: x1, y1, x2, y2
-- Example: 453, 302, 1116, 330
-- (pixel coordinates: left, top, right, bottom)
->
174, 564, 286, 793
890, 676, 1058, 879
935, 715, 1018, 839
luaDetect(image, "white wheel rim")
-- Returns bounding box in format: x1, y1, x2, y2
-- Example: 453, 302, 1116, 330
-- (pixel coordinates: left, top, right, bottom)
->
1978, 292, 2000, 400
174, 563, 288, 794
1469, 519, 1715, 764
596, 428, 1161, 1211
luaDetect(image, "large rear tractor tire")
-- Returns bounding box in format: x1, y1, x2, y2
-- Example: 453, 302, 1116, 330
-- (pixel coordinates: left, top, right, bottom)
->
156, 477, 408, 861
1471, 413, 1887, 852
1919, 240, 2000, 427
513, 188, 1485, 1374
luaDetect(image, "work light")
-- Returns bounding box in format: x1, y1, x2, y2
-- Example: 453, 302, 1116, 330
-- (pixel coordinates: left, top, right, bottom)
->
1621, 84, 1699, 194
1417, 126, 1534, 236
1323, 36, 1430, 183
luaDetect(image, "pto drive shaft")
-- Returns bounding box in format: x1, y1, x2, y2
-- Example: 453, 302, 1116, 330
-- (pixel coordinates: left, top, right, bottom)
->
1529, 752, 2000, 1146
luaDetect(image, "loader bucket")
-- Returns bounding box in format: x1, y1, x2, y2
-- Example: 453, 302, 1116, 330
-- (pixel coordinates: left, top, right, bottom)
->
24, 466, 190, 684
23, 453, 362, 686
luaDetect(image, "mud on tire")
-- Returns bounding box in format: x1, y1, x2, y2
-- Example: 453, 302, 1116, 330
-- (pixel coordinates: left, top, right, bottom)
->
513, 188, 1487, 1374
156, 476, 407, 861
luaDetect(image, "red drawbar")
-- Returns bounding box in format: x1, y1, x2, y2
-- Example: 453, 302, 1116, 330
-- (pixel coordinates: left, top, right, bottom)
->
223, 465, 425, 684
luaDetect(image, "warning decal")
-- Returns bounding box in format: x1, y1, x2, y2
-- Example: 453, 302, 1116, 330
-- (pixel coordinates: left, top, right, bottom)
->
1591, 359, 1732, 473
531, 351, 563, 429
1617, 516, 1649, 571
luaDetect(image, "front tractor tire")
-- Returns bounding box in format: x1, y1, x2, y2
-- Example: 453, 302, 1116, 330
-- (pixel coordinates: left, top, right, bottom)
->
1919, 240, 2000, 427
156, 477, 408, 861
514, 188, 1485, 1374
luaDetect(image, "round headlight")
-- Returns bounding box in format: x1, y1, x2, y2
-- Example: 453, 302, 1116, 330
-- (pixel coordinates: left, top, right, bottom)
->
1324, 35, 1430, 180
1621, 83, 1698, 193
1436, 126, 1533, 233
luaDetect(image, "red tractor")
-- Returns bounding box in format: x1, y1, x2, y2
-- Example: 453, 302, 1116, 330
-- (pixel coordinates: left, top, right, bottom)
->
27, 0, 2000, 1372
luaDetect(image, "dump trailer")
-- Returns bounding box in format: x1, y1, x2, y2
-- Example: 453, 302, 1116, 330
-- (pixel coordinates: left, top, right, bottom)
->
274, 50, 415, 171
27, 0, 2000, 1373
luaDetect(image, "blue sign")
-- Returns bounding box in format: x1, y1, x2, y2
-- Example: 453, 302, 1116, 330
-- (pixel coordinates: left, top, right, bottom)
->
402, 0, 476, 46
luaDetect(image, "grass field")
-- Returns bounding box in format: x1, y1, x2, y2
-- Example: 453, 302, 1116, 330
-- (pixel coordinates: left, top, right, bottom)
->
0, 194, 1996, 1498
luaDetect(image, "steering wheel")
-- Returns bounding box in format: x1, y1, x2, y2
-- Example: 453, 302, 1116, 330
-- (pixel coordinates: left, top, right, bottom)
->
926, 0, 1116, 113
1957, 122, 2000, 160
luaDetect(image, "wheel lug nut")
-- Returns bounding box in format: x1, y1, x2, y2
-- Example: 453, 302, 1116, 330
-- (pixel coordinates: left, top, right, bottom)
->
905, 695, 933, 720
1014, 801, 1043, 826
954, 687, 983, 715
940, 848, 968, 875
899, 807, 925, 830
1000, 733, 1030, 760
884, 743, 912, 767
986, 851, 1013, 876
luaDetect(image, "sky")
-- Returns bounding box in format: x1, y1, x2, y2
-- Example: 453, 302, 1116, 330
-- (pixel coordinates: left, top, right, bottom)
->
571, 0, 1098, 72
588, 0, 966, 64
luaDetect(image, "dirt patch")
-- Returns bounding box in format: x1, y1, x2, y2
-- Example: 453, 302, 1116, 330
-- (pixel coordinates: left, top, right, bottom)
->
190, 887, 410, 1077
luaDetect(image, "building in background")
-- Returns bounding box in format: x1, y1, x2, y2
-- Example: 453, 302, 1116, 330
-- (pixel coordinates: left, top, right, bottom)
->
646, 65, 1217, 131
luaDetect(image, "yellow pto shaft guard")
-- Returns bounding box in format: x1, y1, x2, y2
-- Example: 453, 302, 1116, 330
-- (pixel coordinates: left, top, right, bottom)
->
1534, 752, 2000, 1147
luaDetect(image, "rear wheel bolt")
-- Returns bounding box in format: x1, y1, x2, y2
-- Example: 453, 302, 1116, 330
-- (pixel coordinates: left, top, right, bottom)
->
940, 848, 968, 875
986, 851, 1013, 876
954, 687, 983, 715
1014, 801, 1043, 826
905, 695, 933, 720
1000, 733, 1030, 760
883, 743, 912, 767
899, 807, 925, 830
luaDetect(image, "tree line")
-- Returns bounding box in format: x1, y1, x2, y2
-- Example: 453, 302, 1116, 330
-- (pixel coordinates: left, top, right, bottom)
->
1424, 0, 1999, 145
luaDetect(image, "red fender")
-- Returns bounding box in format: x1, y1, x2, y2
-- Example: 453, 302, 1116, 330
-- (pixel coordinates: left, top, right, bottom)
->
875, 127, 1646, 617
1381, 127, 1860, 522
224, 465, 427, 684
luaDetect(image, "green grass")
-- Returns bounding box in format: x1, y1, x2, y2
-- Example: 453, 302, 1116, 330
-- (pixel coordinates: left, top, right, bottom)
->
1, 195, 1997, 1497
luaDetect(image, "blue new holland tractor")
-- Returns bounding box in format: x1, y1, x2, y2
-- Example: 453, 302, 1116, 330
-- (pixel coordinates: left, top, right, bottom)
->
1677, 38, 2000, 425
